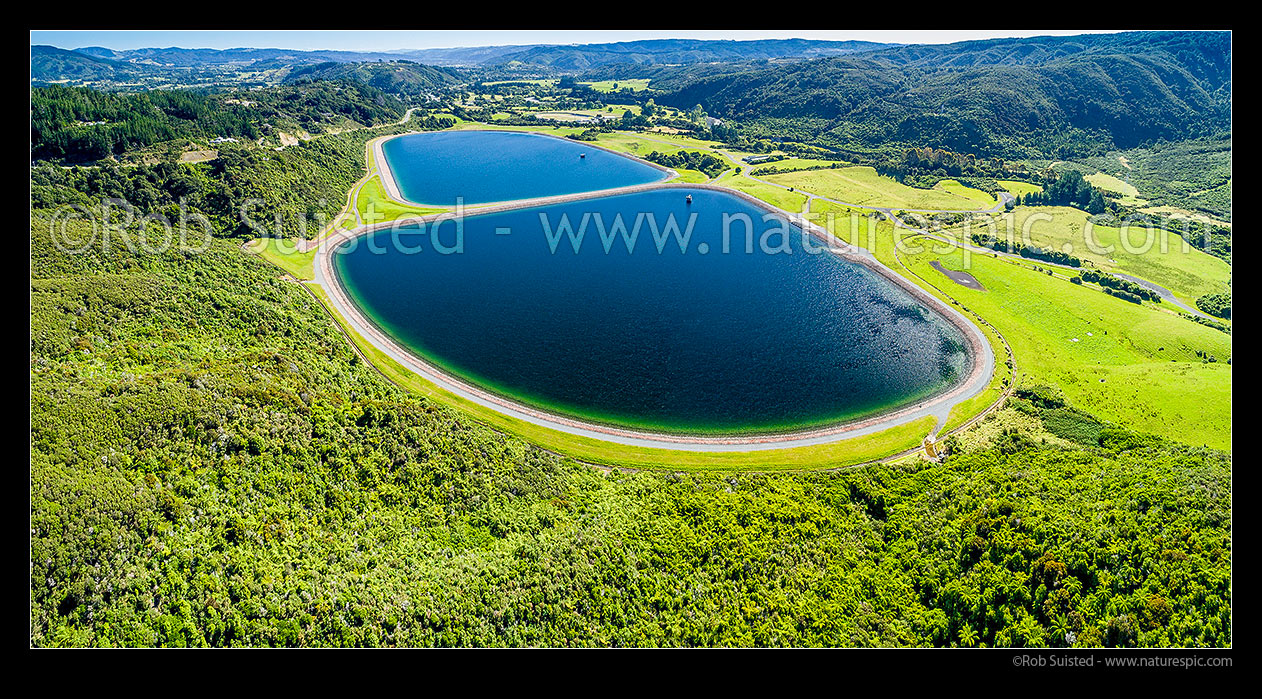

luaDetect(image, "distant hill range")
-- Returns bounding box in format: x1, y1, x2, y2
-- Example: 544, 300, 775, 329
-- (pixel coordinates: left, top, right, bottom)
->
31, 45, 149, 83
487, 39, 893, 70
32, 38, 895, 83
283, 61, 464, 95
31, 32, 1232, 159
72, 45, 413, 66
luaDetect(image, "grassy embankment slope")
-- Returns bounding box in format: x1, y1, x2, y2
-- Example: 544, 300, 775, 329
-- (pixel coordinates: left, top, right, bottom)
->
245, 238, 314, 280
316, 278, 939, 471
168, 245, 945, 468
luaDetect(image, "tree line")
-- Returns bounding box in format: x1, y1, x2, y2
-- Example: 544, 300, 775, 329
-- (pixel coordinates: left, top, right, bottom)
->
971, 233, 1083, 268
643, 149, 728, 178
1014, 170, 1108, 214
1071, 269, 1162, 304
32, 81, 405, 162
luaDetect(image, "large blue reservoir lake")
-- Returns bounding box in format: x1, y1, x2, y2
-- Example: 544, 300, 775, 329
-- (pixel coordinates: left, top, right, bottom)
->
334, 186, 972, 435
380, 130, 669, 206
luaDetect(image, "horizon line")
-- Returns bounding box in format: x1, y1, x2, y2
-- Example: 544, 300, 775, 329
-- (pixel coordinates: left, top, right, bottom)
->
29, 29, 1139, 54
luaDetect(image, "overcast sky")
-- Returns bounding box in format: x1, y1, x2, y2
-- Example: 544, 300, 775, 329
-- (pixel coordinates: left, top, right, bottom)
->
31, 29, 1128, 52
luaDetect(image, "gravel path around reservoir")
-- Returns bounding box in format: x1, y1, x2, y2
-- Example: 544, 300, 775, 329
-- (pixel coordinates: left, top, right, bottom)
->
309, 173, 997, 451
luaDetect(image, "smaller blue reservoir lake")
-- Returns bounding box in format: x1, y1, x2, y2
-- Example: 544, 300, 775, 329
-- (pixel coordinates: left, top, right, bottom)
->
381, 131, 669, 206
334, 187, 972, 435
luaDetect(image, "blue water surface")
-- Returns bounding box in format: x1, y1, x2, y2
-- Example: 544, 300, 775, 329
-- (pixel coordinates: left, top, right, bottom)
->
334, 187, 972, 434
381, 130, 669, 206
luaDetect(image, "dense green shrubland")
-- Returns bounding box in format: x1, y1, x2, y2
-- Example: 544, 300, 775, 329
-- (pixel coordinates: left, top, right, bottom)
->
1081, 137, 1232, 220
31, 125, 410, 238
283, 61, 463, 96
971, 233, 1083, 268
32, 82, 404, 162
1196, 293, 1231, 320
649, 32, 1229, 159
29, 212, 1231, 647
643, 150, 727, 178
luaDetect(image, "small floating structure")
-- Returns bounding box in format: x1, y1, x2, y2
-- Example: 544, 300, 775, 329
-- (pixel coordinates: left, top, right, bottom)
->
580, 153, 586, 159
686, 194, 693, 204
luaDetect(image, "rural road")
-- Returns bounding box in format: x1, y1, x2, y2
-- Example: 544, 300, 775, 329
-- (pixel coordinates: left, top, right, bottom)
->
1113, 273, 1212, 319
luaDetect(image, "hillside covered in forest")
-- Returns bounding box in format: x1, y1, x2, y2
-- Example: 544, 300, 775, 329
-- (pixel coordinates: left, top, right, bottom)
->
283, 61, 464, 95
31, 82, 405, 161
647, 31, 1230, 157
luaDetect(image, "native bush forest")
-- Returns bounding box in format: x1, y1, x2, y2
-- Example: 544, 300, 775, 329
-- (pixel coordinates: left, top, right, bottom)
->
30, 29, 1231, 648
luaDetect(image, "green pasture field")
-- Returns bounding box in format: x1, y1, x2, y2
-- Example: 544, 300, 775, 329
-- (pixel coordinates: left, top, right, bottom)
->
721, 175, 809, 212
937, 179, 998, 208
946, 206, 1231, 303
1086, 172, 1148, 206
901, 239, 1231, 449
580, 79, 652, 92
763, 167, 997, 211
813, 213, 1230, 449
1140, 205, 1232, 229
998, 180, 1044, 198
